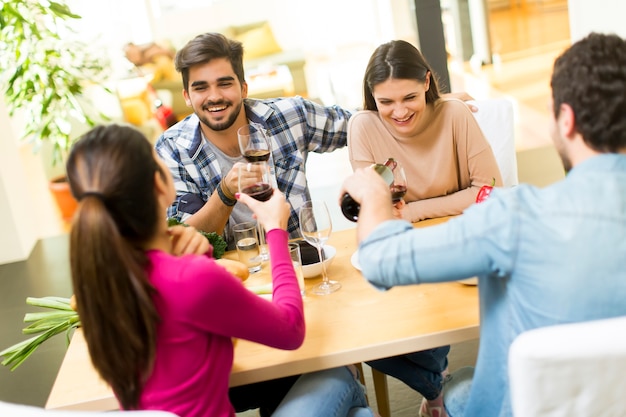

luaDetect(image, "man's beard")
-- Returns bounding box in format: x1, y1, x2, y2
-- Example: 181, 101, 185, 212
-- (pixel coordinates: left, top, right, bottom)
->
552, 131, 572, 173
558, 149, 572, 173
197, 99, 243, 132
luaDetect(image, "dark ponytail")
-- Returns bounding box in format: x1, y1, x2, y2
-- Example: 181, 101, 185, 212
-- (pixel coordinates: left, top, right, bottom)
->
67, 124, 161, 409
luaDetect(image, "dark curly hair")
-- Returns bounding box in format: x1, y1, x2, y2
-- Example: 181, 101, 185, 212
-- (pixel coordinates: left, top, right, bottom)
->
551, 33, 626, 152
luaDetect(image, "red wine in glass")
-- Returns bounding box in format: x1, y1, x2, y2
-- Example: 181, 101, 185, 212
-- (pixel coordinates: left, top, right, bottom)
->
391, 184, 407, 203
243, 149, 270, 162
242, 182, 273, 201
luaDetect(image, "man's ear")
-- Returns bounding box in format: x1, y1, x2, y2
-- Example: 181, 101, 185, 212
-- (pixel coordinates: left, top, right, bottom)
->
558, 103, 576, 138
183, 88, 192, 107
241, 81, 248, 99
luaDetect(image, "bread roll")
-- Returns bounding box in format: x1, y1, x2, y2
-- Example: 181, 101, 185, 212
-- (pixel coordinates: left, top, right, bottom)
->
215, 258, 250, 282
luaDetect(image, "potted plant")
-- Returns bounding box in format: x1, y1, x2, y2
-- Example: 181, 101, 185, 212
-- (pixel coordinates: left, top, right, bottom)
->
0, 0, 112, 219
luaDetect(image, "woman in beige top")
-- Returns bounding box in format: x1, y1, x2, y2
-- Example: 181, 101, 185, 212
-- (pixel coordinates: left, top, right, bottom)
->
348, 40, 502, 223
348, 40, 502, 417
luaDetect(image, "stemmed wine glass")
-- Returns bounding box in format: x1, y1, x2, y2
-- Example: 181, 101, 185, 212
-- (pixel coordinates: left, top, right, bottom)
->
237, 161, 273, 202
238, 123, 272, 261
299, 200, 340, 295
237, 123, 270, 163
389, 159, 408, 204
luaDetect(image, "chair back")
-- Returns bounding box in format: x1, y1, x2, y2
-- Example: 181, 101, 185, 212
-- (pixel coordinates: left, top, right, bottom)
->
508, 315, 626, 417
469, 98, 519, 187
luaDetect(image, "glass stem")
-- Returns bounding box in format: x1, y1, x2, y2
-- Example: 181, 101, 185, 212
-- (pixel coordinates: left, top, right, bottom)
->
317, 245, 328, 285
257, 223, 268, 256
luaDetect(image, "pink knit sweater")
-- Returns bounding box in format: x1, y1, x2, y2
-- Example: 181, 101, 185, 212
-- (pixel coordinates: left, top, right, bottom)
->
135, 229, 304, 417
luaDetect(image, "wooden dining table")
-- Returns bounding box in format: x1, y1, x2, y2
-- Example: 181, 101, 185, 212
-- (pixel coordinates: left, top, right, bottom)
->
45, 216, 480, 412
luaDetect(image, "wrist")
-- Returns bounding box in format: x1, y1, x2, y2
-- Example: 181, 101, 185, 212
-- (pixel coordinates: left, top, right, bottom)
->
220, 178, 236, 200
216, 179, 236, 206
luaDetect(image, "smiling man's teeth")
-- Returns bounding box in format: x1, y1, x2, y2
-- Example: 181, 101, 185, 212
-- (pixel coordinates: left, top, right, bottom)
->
207, 105, 227, 112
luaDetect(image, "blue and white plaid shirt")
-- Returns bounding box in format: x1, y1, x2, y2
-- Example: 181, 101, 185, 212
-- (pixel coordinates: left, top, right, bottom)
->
155, 96, 352, 240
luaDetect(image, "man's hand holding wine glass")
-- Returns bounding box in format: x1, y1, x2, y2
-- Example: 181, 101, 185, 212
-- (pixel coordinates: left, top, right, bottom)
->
237, 123, 273, 260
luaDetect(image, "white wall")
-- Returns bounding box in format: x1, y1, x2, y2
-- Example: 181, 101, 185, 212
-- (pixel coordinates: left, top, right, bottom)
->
568, 0, 626, 41
0, 100, 38, 264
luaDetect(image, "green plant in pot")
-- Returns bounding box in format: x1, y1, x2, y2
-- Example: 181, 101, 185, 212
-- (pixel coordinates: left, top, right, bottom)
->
0, 0, 112, 220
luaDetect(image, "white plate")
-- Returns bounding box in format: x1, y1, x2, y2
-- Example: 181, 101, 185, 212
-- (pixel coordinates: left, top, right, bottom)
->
351, 250, 361, 271
302, 245, 336, 278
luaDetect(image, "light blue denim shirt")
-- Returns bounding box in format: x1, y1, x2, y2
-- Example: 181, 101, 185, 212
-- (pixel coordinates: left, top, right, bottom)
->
359, 154, 626, 417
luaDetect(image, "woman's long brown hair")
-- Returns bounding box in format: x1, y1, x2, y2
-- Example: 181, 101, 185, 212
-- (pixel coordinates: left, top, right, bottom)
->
362, 40, 441, 111
66, 124, 162, 409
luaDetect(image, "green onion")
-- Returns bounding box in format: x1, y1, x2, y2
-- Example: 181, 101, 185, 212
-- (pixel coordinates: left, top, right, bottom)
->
0, 296, 80, 371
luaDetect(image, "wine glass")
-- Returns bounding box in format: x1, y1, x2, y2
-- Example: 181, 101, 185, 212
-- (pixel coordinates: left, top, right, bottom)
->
238, 161, 273, 202
298, 200, 340, 295
238, 123, 271, 260
389, 160, 408, 204
237, 123, 270, 163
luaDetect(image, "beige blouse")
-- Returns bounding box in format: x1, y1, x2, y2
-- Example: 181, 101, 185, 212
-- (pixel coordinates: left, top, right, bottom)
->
347, 98, 502, 221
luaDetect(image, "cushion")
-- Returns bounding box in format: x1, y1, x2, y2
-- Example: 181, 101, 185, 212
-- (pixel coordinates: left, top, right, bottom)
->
234, 21, 282, 59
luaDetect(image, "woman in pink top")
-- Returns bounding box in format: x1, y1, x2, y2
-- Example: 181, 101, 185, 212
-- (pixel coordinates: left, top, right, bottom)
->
66, 124, 373, 417
348, 41, 502, 417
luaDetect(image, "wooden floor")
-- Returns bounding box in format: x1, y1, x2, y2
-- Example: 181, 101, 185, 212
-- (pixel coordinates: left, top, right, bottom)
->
483, 1, 570, 115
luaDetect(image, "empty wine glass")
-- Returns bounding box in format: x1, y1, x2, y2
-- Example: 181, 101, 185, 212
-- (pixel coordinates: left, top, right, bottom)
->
237, 123, 271, 260
298, 200, 340, 295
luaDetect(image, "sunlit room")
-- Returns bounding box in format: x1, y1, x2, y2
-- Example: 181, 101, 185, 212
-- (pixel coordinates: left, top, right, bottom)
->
1, 0, 625, 416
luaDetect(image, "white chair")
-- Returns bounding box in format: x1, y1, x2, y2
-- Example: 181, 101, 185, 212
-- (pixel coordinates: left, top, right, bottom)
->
469, 98, 519, 187
306, 146, 355, 232
508, 316, 626, 417
0, 401, 178, 417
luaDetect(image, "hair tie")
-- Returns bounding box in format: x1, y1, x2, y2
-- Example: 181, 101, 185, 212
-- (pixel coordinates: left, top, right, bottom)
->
80, 191, 107, 202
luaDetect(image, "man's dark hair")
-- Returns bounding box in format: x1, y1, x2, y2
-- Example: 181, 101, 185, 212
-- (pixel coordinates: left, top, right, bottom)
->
174, 32, 245, 91
551, 32, 626, 152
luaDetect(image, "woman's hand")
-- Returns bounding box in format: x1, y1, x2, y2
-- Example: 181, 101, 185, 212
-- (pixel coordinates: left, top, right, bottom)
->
236, 189, 291, 232
168, 225, 211, 256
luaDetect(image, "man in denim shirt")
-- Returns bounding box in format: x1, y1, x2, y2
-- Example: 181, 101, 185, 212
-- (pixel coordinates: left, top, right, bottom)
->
340, 33, 626, 417
155, 32, 351, 251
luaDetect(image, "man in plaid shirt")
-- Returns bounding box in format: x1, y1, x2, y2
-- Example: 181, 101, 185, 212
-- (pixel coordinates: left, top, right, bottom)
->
155, 32, 351, 252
